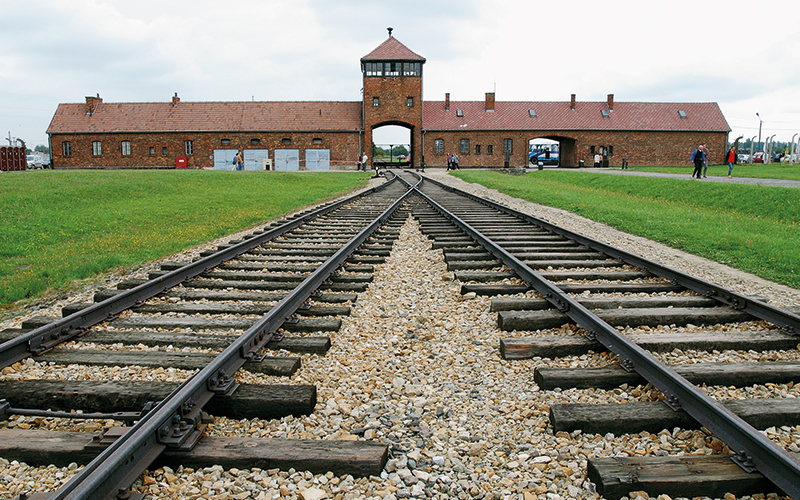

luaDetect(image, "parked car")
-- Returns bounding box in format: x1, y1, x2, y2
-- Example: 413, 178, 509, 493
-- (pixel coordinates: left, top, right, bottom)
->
26, 154, 43, 169
753, 152, 764, 163
737, 153, 750, 163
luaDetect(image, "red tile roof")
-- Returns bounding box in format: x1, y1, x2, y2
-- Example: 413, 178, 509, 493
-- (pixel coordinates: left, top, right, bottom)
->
47, 100, 363, 134
423, 100, 730, 132
361, 36, 425, 62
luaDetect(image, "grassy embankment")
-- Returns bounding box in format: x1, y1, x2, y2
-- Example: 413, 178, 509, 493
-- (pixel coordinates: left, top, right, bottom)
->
0, 170, 371, 310
451, 170, 800, 290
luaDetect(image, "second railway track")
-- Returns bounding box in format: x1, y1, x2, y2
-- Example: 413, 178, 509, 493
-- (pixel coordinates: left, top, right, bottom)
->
1, 169, 799, 500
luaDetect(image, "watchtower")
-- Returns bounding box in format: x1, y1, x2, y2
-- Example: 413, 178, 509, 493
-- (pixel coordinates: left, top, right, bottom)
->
361, 28, 426, 167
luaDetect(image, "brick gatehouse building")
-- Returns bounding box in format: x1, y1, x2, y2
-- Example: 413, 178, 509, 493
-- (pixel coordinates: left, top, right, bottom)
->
47, 31, 730, 170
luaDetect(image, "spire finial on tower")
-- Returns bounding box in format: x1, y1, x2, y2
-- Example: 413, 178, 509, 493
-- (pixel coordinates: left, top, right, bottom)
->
387, 27, 393, 37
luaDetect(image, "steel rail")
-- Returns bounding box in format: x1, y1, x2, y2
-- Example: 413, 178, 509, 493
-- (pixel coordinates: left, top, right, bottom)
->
409, 177, 800, 498
44, 180, 416, 500
420, 175, 800, 334
0, 176, 398, 371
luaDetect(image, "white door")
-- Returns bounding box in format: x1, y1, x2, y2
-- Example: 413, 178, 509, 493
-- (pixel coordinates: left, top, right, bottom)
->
274, 149, 300, 171
213, 149, 238, 170
244, 149, 270, 170
305, 149, 330, 170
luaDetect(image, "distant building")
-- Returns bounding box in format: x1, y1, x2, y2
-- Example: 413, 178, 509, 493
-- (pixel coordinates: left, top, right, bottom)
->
47, 32, 730, 169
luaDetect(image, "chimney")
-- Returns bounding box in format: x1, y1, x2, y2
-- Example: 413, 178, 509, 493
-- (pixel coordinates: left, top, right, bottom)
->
172, 92, 180, 106
85, 93, 102, 115
445, 93, 450, 111
485, 92, 495, 111
607, 94, 614, 110
570, 94, 576, 110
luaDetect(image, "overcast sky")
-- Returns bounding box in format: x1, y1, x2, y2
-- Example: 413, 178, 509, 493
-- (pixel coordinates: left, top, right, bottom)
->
3, 0, 799, 150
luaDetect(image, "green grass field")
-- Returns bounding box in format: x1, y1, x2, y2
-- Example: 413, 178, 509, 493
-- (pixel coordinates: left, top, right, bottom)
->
0, 170, 371, 310
626, 163, 800, 180
451, 170, 800, 289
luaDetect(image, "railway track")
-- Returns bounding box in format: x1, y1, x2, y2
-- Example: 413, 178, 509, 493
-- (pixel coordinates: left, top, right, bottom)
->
1, 169, 799, 499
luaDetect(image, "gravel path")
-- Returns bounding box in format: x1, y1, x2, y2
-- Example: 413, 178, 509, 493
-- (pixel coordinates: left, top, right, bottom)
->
1, 171, 798, 500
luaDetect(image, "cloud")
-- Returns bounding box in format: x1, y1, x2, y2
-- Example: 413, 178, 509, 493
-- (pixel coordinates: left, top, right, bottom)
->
2, 0, 800, 147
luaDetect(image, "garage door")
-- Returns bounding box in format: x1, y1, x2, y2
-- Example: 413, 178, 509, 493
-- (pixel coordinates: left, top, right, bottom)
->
305, 149, 330, 170
213, 149, 238, 170
244, 149, 270, 170
274, 149, 300, 171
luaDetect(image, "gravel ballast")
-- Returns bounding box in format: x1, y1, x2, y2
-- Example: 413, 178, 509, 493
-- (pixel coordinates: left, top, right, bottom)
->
1, 170, 798, 500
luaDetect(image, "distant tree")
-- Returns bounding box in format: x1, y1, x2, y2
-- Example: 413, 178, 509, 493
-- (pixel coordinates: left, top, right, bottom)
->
393, 145, 409, 157
34, 145, 50, 154
372, 142, 385, 158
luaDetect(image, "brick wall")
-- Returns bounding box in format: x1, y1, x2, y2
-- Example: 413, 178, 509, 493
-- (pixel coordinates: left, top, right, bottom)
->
50, 131, 362, 169
421, 129, 727, 168
363, 74, 423, 167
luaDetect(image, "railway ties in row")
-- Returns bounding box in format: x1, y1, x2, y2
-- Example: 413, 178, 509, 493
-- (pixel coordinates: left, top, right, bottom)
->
2, 169, 800, 499
0, 177, 414, 499
403, 173, 800, 500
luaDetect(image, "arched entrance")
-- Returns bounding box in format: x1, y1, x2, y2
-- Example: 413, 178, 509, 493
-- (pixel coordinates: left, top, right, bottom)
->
369, 122, 416, 168
528, 135, 577, 168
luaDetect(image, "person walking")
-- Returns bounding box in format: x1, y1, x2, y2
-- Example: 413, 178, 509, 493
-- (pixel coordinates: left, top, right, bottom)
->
726, 146, 737, 178
593, 152, 602, 168
453, 153, 460, 170
701, 144, 709, 178
446, 154, 452, 171
690, 145, 705, 179
236, 150, 244, 171
361, 153, 368, 172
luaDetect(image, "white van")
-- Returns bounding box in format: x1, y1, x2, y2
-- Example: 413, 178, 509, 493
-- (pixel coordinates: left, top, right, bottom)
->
26, 154, 43, 169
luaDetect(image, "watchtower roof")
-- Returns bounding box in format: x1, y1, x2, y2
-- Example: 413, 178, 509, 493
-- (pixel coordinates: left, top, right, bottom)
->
361, 36, 425, 62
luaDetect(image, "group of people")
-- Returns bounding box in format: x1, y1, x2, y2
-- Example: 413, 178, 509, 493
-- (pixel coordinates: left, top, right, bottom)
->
446, 153, 460, 170
232, 150, 244, 171
691, 144, 738, 179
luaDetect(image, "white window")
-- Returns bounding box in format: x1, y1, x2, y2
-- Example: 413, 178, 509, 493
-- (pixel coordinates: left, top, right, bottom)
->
92, 141, 102, 156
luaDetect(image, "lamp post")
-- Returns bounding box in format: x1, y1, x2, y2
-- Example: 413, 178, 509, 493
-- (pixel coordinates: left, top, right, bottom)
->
791, 133, 798, 165
756, 112, 763, 154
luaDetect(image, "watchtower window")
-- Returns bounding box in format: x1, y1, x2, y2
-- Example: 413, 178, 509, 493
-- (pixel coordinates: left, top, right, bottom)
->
373, 97, 379, 107
384, 62, 400, 76
403, 62, 420, 76
407, 97, 414, 107
365, 62, 382, 76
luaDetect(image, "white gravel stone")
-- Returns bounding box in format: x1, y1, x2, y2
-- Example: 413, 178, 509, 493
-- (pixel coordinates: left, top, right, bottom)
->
1, 171, 797, 500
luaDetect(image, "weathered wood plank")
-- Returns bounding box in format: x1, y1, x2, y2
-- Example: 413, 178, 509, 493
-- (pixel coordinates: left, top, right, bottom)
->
0, 380, 316, 419
23, 315, 342, 333
62, 302, 349, 318
587, 454, 780, 500
75, 329, 330, 354
550, 398, 800, 434
95, 289, 357, 304
37, 349, 301, 376
535, 362, 800, 390
500, 330, 798, 359
448, 259, 620, 271
497, 307, 752, 331
491, 295, 716, 312
150, 270, 373, 284
0, 430, 388, 477
456, 270, 649, 283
